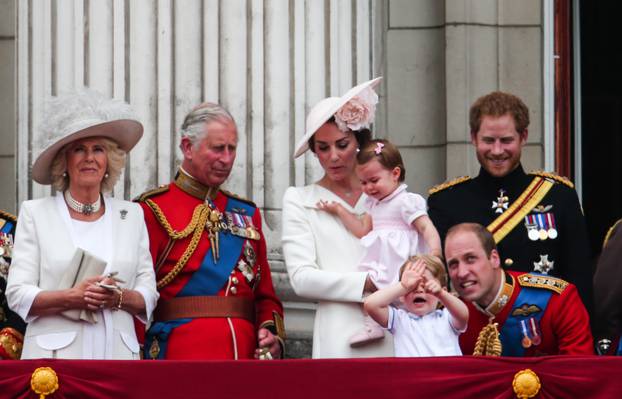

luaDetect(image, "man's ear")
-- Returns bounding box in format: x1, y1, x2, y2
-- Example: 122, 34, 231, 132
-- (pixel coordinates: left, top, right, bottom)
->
519, 129, 529, 145
489, 249, 501, 270
470, 130, 478, 146
180, 137, 194, 159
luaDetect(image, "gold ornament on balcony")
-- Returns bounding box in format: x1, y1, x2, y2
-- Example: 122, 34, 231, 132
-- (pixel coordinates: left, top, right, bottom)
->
512, 369, 541, 398
30, 367, 59, 399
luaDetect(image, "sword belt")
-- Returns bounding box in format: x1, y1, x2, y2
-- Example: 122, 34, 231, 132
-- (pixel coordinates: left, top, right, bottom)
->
153, 296, 255, 323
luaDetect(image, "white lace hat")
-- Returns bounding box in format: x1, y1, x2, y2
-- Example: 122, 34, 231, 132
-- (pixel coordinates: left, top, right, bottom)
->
32, 90, 143, 185
293, 77, 382, 158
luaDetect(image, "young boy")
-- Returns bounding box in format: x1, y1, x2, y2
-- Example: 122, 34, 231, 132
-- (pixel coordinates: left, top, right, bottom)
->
364, 255, 468, 357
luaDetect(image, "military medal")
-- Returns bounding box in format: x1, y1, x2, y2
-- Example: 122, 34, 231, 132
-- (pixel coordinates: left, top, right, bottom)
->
520, 320, 532, 348
533, 254, 554, 275
535, 214, 548, 241
546, 213, 558, 239
0, 232, 13, 258
237, 259, 254, 283
492, 189, 509, 214
524, 216, 540, 241
226, 211, 260, 240
529, 317, 542, 345
244, 241, 257, 267
149, 337, 161, 359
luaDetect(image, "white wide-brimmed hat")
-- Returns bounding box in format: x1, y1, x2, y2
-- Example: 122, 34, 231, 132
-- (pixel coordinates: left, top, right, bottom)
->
32, 90, 143, 185
293, 76, 382, 158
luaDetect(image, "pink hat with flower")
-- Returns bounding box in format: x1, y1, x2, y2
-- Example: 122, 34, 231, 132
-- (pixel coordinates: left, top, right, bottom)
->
293, 77, 382, 158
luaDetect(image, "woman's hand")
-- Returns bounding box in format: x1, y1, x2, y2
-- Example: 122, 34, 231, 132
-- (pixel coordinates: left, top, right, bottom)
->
82, 276, 118, 311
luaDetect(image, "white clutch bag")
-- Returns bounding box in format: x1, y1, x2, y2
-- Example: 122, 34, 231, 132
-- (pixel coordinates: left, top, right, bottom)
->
58, 248, 107, 324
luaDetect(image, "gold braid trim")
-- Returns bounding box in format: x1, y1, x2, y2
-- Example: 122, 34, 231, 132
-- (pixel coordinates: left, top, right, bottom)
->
428, 176, 471, 195
602, 218, 622, 249
529, 170, 574, 188
145, 199, 211, 289
0, 210, 16, 223
473, 321, 502, 356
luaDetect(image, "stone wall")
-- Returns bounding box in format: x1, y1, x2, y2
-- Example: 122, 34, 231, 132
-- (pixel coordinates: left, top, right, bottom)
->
0, 0, 16, 214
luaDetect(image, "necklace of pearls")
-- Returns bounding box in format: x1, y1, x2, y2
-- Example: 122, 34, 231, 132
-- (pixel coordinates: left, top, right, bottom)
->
64, 190, 102, 215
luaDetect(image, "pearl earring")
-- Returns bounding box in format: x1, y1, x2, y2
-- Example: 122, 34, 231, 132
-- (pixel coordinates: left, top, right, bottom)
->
104, 173, 109, 179
62, 172, 67, 177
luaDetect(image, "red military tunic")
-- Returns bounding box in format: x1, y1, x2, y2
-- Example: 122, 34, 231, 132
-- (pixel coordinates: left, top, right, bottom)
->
1, 210, 25, 360
138, 169, 284, 359
460, 270, 593, 356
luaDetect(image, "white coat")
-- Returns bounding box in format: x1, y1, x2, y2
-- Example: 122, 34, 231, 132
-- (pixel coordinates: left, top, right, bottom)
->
281, 184, 394, 358
6, 195, 158, 359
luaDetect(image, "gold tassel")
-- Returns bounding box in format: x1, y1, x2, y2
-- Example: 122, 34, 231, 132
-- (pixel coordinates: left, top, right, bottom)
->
473, 320, 502, 356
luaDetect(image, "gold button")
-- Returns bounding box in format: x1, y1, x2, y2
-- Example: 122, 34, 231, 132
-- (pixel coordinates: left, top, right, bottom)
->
232, 277, 239, 284
230, 286, 237, 294
505, 258, 514, 266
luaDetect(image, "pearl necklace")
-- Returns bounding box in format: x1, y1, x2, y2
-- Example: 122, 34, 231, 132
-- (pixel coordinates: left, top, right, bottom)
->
64, 190, 102, 215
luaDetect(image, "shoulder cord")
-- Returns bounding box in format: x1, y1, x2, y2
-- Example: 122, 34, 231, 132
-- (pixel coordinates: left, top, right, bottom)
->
145, 199, 211, 289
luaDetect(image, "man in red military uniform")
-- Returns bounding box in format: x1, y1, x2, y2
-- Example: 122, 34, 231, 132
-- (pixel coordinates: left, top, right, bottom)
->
137, 102, 284, 360
0, 210, 25, 360
444, 223, 593, 356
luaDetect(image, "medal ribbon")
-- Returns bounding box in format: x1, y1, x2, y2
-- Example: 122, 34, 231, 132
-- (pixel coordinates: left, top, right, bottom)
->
487, 176, 554, 244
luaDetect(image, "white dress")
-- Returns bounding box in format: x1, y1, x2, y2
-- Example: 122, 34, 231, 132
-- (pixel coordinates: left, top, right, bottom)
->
282, 184, 394, 358
359, 184, 428, 288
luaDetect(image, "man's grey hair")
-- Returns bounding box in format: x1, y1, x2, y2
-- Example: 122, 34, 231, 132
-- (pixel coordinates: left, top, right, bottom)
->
180, 102, 236, 144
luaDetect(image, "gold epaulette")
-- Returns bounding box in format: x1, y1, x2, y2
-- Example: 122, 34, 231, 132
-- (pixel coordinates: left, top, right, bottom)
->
602, 218, 622, 249
0, 210, 16, 223
529, 170, 574, 189
428, 176, 471, 195
221, 189, 256, 207
133, 185, 170, 202
517, 273, 569, 295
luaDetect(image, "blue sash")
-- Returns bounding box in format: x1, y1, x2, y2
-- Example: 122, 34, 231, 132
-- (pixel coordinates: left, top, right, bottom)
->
500, 282, 552, 356
617, 336, 622, 356
0, 221, 14, 234
146, 196, 256, 359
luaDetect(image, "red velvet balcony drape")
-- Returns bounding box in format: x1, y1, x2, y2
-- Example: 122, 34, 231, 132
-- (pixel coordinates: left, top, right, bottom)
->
1, 356, 621, 399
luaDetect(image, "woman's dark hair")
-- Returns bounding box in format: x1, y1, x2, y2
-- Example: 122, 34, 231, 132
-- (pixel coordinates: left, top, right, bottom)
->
307, 117, 372, 153
356, 138, 405, 182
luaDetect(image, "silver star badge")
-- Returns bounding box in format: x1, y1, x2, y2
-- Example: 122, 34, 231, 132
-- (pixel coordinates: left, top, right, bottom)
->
533, 255, 554, 274
492, 189, 509, 214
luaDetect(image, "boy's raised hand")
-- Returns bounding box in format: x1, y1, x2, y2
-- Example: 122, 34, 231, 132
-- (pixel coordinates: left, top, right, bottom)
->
400, 259, 426, 291
422, 275, 443, 297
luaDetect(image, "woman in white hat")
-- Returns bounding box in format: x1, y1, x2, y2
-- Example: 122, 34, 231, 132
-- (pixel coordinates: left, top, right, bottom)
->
281, 78, 393, 358
6, 90, 158, 359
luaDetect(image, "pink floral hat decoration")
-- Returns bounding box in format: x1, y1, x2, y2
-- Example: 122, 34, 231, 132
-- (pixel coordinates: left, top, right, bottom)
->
293, 77, 382, 158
